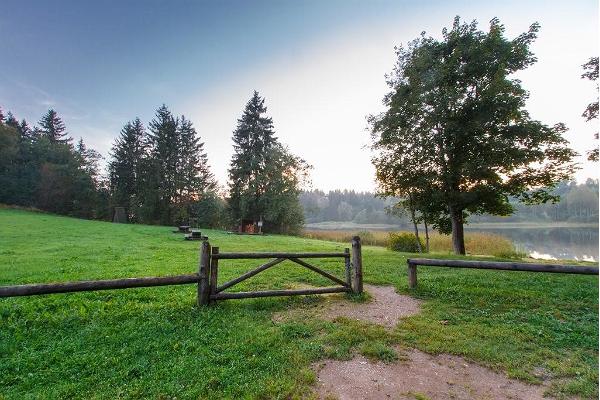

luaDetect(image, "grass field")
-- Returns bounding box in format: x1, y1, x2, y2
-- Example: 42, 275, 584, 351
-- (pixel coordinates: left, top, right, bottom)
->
0, 208, 598, 399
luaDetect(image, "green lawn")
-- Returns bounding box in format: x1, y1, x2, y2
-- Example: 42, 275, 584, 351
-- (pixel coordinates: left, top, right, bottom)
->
0, 208, 597, 399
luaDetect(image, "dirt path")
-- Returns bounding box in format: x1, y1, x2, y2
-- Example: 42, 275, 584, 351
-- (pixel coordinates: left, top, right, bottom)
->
324, 284, 422, 327
315, 349, 547, 400
298, 284, 549, 400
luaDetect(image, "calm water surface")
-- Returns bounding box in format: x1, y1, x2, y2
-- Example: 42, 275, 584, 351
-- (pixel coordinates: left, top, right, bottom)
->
467, 226, 599, 262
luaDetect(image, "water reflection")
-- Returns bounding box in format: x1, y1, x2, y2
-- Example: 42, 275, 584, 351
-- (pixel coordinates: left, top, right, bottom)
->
467, 227, 599, 262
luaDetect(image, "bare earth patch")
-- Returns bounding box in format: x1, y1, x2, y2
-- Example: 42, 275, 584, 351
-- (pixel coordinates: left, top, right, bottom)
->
324, 284, 422, 328
315, 348, 547, 400
272, 284, 422, 327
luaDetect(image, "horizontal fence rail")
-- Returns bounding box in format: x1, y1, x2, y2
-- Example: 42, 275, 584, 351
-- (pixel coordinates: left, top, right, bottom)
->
0, 274, 199, 297
406, 258, 599, 289
213, 252, 348, 260
211, 286, 350, 300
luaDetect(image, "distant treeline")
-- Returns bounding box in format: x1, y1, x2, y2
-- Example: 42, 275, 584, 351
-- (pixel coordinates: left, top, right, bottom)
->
300, 181, 599, 226
470, 180, 599, 223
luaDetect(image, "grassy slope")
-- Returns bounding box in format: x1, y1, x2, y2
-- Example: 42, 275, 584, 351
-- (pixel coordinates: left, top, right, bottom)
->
0, 209, 597, 399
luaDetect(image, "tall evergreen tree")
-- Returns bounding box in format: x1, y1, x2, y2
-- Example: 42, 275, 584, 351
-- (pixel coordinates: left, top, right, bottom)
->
176, 116, 216, 205
228, 91, 309, 233
71, 138, 103, 218
145, 105, 180, 224
228, 91, 277, 223
108, 118, 146, 220
37, 109, 71, 144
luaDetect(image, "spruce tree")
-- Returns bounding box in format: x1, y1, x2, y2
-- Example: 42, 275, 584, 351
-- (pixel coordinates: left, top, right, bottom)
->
108, 118, 146, 220
37, 109, 71, 144
146, 105, 180, 224
228, 91, 277, 223
228, 91, 309, 233
177, 116, 215, 201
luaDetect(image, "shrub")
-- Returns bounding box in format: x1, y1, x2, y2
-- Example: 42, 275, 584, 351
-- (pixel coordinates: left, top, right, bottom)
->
355, 230, 376, 245
387, 232, 425, 253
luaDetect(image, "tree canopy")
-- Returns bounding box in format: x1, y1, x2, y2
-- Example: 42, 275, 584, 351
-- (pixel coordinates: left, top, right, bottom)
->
582, 56, 598, 162
370, 17, 578, 254
228, 91, 310, 234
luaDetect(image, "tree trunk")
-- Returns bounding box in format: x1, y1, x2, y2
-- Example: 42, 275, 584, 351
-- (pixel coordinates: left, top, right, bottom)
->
424, 219, 430, 253
449, 206, 466, 255
408, 193, 422, 253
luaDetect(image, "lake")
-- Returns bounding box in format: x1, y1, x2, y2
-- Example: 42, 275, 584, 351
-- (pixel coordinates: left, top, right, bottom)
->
465, 225, 599, 262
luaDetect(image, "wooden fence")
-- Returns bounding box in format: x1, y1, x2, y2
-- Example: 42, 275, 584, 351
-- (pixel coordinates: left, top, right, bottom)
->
198, 236, 363, 305
0, 237, 364, 306
406, 258, 599, 289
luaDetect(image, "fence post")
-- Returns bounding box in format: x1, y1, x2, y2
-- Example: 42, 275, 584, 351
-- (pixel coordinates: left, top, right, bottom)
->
210, 247, 219, 303
344, 248, 351, 288
198, 240, 211, 306
351, 236, 363, 294
407, 259, 417, 289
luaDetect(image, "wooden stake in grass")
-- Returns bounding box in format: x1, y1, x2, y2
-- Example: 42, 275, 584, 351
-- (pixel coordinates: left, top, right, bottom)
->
198, 240, 211, 306
408, 260, 417, 289
351, 236, 363, 294
209, 247, 219, 304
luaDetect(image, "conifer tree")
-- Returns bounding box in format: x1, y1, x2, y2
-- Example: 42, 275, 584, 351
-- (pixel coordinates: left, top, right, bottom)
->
108, 118, 146, 220
37, 109, 71, 144
145, 105, 180, 223
228, 91, 277, 223
228, 91, 309, 233
177, 116, 215, 201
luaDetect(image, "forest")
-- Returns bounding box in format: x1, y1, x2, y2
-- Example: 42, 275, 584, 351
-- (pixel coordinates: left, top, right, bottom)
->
300, 181, 599, 227
0, 92, 308, 233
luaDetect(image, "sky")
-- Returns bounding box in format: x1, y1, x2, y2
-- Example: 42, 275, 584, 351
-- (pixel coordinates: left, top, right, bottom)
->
1, 0, 598, 192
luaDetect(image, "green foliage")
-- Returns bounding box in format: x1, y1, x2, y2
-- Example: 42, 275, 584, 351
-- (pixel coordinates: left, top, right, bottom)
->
359, 341, 398, 363
0, 209, 597, 398
0, 108, 105, 219
582, 57, 598, 161
109, 106, 216, 226
193, 191, 228, 229
388, 232, 425, 253
370, 17, 578, 254
37, 109, 71, 144
228, 91, 310, 233
108, 118, 146, 220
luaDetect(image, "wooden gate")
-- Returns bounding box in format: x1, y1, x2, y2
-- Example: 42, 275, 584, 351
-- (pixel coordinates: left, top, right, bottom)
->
197, 236, 363, 305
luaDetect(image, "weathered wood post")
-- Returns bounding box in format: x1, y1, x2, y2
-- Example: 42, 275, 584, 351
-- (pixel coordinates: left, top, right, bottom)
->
407, 259, 417, 289
344, 248, 351, 288
351, 236, 363, 294
198, 240, 211, 306
209, 247, 219, 304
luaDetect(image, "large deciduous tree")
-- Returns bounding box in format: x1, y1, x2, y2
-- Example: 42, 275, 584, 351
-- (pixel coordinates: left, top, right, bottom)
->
582, 57, 598, 162
228, 91, 310, 233
370, 17, 577, 254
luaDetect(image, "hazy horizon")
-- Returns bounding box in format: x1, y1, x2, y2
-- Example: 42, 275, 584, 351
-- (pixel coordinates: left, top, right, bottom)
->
1, 0, 598, 191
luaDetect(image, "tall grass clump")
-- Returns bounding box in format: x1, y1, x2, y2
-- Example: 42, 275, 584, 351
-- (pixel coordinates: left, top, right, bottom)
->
387, 232, 424, 253
301, 230, 389, 247
301, 229, 517, 257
